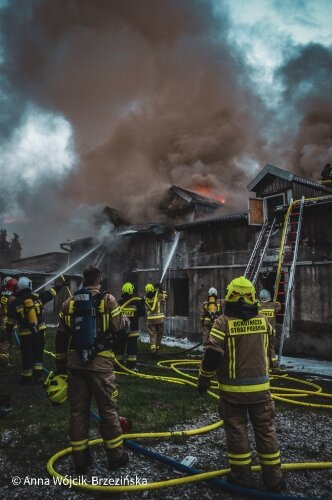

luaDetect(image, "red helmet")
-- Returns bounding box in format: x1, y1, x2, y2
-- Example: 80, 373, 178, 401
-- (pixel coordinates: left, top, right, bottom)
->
3, 278, 18, 294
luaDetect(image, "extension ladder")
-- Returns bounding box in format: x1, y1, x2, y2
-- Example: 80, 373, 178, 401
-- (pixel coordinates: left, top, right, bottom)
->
244, 218, 276, 285
274, 197, 305, 366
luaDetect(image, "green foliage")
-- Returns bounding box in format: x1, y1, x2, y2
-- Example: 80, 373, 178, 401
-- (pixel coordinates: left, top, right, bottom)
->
0, 228, 22, 266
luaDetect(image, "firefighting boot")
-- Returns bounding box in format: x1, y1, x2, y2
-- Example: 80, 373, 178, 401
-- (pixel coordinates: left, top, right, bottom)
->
108, 451, 129, 470
20, 376, 34, 385
150, 345, 157, 359
266, 476, 287, 493
72, 450, 88, 474
84, 447, 93, 467
0, 394, 11, 419
33, 370, 44, 384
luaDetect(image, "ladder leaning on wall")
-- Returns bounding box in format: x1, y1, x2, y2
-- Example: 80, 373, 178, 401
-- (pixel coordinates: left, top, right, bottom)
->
244, 218, 276, 285
273, 196, 305, 366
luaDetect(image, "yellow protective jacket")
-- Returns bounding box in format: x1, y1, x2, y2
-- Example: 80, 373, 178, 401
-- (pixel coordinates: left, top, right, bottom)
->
0, 293, 15, 335
6, 286, 61, 336
55, 287, 127, 372
145, 292, 167, 325
200, 298, 223, 327
258, 300, 281, 330
199, 313, 274, 404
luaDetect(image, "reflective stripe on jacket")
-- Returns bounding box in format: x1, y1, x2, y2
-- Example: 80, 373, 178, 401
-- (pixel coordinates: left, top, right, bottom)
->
205, 313, 274, 404
145, 292, 166, 324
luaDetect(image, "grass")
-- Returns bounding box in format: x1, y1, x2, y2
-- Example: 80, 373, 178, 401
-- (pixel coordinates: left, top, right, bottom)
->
2, 327, 330, 494
0, 327, 214, 487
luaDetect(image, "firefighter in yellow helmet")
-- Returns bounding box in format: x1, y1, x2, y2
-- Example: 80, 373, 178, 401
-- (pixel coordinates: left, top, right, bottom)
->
115, 282, 145, 369
258, 289, 281, 368
197, 276, 285, 493
55, 266, 129, 473
200, 287, 224, 345
145, 283, 167, 357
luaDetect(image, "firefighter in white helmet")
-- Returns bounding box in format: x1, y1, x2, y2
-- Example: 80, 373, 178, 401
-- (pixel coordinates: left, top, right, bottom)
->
258, 289, 281, 367
200, 287, 224, 345
6, 276, 66, 384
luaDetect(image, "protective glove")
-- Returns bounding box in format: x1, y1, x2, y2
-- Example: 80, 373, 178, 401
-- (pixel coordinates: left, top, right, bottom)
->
197, 375, 211, 396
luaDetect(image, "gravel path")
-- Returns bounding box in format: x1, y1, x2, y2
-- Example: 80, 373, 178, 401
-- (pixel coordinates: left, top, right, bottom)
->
1, 399, 332, 500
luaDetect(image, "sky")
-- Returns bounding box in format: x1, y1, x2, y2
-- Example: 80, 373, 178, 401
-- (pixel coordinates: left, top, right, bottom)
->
0, 0, 331, 256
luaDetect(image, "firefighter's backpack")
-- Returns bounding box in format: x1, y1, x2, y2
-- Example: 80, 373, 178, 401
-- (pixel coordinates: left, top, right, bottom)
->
72, 288, 103, 362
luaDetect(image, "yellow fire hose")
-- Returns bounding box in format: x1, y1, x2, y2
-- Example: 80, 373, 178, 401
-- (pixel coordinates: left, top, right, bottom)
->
45, 353, 332, 493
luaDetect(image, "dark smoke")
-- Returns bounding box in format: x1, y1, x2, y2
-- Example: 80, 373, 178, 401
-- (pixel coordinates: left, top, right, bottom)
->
277, 43, 332, 177
0, 1, 330, 254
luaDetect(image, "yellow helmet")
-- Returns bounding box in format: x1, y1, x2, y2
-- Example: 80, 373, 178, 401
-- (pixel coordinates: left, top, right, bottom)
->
122, 282, 134, 295
225, 276, 257, 305
44, 372, 68, 404
145, 283, 155, 293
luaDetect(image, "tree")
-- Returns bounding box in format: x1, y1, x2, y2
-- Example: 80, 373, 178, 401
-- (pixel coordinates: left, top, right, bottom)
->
0, 229, 10, 267
9, 233, 22, 261
0, 229, 22, 267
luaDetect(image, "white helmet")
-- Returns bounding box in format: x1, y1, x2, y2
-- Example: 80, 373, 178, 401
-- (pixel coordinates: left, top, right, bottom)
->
259, 289, 271, 302
17, 277, 32, 290
208, 287, 218, 297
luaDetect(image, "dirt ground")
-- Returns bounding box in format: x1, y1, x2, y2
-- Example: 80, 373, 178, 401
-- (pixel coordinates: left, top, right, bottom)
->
0, 363, 332, 500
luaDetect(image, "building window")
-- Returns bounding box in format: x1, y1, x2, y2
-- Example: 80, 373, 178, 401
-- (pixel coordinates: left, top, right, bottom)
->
264, 193, 285, 222
171, 277, 189, 316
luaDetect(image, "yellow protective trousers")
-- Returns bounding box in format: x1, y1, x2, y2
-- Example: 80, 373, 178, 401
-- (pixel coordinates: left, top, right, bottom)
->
218, 398, 283, 490
68, 368, 124, 467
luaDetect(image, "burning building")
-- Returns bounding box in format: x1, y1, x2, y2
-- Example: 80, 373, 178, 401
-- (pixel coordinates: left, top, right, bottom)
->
6, 168, 332, 359
57, 167, 332, 360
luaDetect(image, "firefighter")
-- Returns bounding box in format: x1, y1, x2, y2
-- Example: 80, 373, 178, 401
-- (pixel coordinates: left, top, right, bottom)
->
55, 266, 129, 473
0, 277, 17, 367
197, 276, 285, 493
145, 283, 167, 357
6, 276, 65, 384
258, 289, 281, 367
116, 282, 145, 370
200, 287, 223, 345
0, 277, 17, 415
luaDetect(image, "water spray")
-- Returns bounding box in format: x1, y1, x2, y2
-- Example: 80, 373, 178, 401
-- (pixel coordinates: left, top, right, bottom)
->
34, 244, 101, 292
160, 232, 181, 283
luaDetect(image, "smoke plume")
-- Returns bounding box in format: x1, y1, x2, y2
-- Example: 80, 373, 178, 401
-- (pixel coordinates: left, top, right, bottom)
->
0, 1, 331, 254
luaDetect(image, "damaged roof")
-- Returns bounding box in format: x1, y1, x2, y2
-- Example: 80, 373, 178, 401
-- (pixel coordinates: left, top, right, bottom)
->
248, 164, 332, 194
169, 185, 222, 207
176, 212, 248, 229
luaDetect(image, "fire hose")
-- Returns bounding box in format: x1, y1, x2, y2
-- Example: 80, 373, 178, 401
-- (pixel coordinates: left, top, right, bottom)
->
45, 353, 332, 497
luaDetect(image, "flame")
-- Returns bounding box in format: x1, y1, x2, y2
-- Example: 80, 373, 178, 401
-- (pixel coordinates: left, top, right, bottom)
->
190, 185, 225, 204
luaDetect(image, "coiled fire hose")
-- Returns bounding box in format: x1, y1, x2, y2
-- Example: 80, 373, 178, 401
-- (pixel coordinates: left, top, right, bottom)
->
45, 352, 332, 498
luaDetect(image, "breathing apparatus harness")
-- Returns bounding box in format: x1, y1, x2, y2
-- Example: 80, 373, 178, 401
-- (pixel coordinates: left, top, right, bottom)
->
24, 297, 39, 334
71, 288, 109, 363
203, 295, 220, 322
